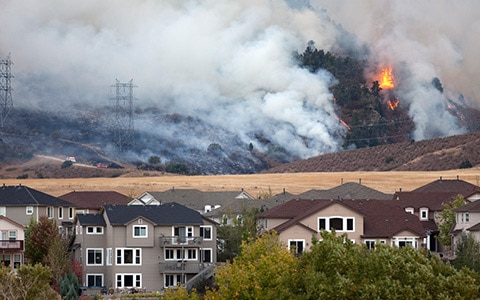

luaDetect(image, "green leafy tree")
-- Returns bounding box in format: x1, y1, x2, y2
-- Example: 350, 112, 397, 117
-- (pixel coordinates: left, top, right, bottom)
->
209, 232, 298, 300
25, 216, 60, 264
454, 232, 480, 273
148, 155, 160, 165
0, 264, 58, 300
437, 194, 466, 246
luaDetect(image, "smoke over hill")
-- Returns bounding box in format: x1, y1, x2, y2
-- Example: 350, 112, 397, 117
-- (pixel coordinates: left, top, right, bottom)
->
0, 1, 479, 174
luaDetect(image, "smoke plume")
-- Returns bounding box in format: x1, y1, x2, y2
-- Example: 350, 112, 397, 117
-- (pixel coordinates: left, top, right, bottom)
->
0, 0, 477, 160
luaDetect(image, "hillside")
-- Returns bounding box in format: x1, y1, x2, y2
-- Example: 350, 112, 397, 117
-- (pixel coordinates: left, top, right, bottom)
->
265, 131, 480, 173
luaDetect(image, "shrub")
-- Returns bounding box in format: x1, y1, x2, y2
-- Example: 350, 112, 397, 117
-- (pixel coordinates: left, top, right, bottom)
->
61, 160, 73, 169
17, 173, 28, 179
459, 160, 473, 169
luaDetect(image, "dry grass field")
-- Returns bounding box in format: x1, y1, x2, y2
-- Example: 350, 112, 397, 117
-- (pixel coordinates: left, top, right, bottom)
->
1, 168, 478, 198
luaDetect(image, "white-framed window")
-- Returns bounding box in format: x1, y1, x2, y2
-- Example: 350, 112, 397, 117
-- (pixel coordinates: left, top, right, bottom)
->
201, 248, 212, 263
405, 207, 414, 214
106, 248, 113, 266
133, 225, 147, 238
86, 248, 103, 266
0, 207, 5, 217
318, 217, 355, 232
420, 208, 429, 220
164, 249, 197, 261
200, 226, 212, 240
26, 206, 33, 215
58, 207, 63, 219
116, 273, 141, 288
365, 240, 376, 250
173, 226, 193, 243
76, 225, 83, 235
459, 213, 470, 224
116, 248, 141, 265
13, 254, 21, 268
86, 274, 104, 287
288, 239, 305, 255
86, 226, 104, 235
164, 274, 184, 288
392, 237, 418, 249
8, 231, 16, 241
68, 207, 74, 219
47, 206, 54, 219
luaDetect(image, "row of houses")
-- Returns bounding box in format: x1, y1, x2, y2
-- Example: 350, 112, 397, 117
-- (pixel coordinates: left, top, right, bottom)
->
0, 177, 478, 293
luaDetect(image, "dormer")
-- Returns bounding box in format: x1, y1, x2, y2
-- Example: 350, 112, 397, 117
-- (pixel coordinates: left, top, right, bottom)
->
419, 207, 429, 221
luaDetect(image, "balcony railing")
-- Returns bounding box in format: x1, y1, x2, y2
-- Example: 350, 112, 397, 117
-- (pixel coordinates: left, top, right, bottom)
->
0, 240, 23, 251
159, 261, 211, 273
159, 236, 203, 247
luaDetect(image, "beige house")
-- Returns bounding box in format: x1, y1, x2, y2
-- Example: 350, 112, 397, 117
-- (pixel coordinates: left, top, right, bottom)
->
452, 201, 480, 249
258, 198, 426, 254
0, 216, 25, 268
72, 203, 217, 292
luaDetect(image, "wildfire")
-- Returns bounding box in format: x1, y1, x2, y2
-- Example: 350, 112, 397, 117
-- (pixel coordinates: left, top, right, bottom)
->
379, 67, 395, 89
387, 99, 399, 111
340, 119, 350, 131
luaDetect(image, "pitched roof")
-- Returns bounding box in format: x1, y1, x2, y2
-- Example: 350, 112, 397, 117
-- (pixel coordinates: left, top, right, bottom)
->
296, 182, 393, 200
393, 191, 459, 211
261, 198, 425, 238
203, 198, 279, 218
413, 178, 479, 193
0, 185, 74, 206
59, 191, 130, 209
104, 203, 203, 226
137, 189, 253, 211
77, 214, 106, 226
454, 201, 480, 213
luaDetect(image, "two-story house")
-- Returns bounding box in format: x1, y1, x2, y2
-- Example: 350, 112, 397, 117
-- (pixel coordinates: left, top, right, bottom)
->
258, 198, 425, 255
0, 185, 76, 234
451, 201, 480, 250
0, 216, 25, 268
72, 203, 217, 292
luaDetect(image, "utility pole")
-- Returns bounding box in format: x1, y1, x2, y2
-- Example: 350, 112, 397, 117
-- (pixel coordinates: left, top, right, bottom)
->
110, 79, 136, 150
0, 54, 13, 128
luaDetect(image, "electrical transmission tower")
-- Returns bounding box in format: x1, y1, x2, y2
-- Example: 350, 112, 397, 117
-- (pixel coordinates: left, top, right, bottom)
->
0, 54, 13, 128
110, 79, 137, 150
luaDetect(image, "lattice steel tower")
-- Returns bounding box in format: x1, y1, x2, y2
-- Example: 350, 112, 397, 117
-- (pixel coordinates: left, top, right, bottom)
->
111, 79, 137, 150
0, 54, 13, 128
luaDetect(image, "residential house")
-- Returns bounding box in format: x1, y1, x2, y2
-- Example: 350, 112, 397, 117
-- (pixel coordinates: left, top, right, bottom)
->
0, 216, 25, 268
412, 176, 479, 193
451, 201, 480, 251
258, 198, 425, 255
72, 203, 217, 292
0, 185, 76, 233
130, 188, 254, 215
296, 181, 393, 200
59, 191, 130, 214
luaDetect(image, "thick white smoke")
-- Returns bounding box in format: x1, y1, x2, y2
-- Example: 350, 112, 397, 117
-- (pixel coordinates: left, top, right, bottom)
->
0, 0, 477, 159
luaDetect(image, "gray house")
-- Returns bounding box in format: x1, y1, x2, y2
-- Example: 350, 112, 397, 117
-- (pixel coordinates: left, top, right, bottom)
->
72, 203, 217, 292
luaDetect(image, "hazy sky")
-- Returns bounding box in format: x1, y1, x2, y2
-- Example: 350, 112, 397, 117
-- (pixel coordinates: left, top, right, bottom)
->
0, 0, 477, 156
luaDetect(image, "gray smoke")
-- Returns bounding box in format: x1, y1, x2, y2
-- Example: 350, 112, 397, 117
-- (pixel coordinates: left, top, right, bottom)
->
0, 0, 477, 159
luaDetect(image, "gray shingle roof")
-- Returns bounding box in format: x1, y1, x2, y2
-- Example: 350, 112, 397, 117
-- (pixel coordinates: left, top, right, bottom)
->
0, 185, 74, 206
104, 203, 203, 225
296, 182, 393, 200
77, 214, 106, 226
413, 178, 479, 193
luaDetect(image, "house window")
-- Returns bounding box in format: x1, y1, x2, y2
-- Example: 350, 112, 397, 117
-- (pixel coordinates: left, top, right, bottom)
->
116, 274, 141, 288
465, 213, 470, 223
164, 274, 184, 288
8, 231, 16, 241
86, 226, 103, 235
133, 225, 147, 238
288, 240, 305, 255
13, 254, 21, 268
420, 208, 429, 220
0, 207, 5, 217
365, 240, 376, 250
460, 213, 470, 224
26, 206, 33, 215
47, 206, 54, 219
76, 225, 83, 235
68, 207, 74, 219
87, 249, 103, 266
58, 207, 63, 219
318, 217, 355, 232
116, 248, 141, 265
393, 237, 417, 248
173, 226, 193, 243
201, 249, 212, 263
186, 249, 197, 260
106, 248, 112, 266
405, 207, 414, 214
200, 226, 212, 240
86, 274, 104, 287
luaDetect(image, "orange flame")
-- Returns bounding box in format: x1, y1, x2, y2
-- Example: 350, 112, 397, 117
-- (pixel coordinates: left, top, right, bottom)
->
340, 119, 350, 131
387, 99, 399, 110
379, 67, 395, 89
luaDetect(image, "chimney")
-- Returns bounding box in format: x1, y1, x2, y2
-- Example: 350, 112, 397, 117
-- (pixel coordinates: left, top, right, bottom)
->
341, 178, 344, 185
440, 176, 443, 182
283, 188, 285, 195
399, 188, 402, 192
457, 175, 459, 180
359, 178, 362, 185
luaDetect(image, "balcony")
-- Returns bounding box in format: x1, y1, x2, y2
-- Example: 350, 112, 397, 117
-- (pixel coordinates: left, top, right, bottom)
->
0, 240, 23, 251
159, 261, 211, 273
159, 236, 203, 247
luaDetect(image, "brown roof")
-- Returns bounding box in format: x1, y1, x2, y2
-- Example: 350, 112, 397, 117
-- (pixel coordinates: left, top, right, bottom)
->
296, 182, 393, 200
413, 178, 479, 193
59, 191, 130, 209
261, 198, 425, 238
454, 200, 480, 213
393, 191, 460, 211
